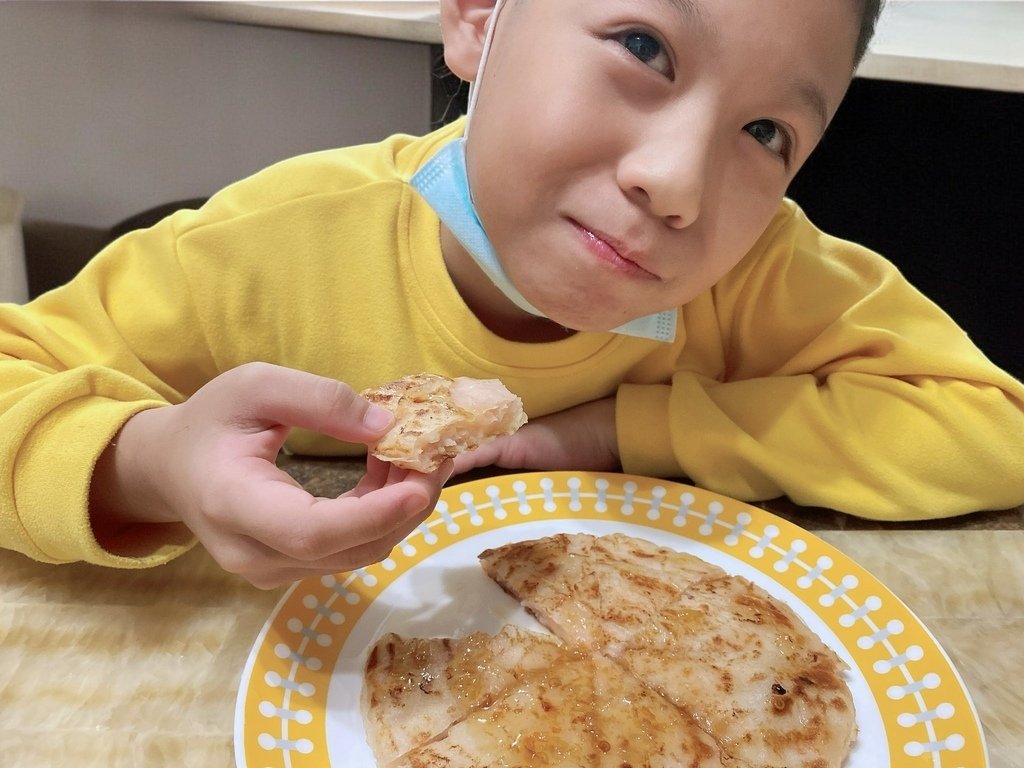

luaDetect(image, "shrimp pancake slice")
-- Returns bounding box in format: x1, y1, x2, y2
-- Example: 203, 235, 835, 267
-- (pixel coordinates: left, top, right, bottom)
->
479, 532, 857, 768
389, 653, 726, 768
361, 625, 571, 765
362, 373, 526, 473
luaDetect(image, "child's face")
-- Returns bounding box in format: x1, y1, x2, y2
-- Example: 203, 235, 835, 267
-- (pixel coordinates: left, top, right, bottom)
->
445, 0, 861, 334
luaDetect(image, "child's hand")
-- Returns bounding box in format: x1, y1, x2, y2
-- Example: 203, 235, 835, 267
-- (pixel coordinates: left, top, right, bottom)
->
451, 397, 620, 475
90, 363, 452, 588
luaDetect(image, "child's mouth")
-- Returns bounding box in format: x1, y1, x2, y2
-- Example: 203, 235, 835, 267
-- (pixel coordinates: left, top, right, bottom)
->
569, 220, 659, 280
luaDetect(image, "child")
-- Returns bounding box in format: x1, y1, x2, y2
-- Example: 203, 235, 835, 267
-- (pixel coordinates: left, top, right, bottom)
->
2, 0, 1022, 589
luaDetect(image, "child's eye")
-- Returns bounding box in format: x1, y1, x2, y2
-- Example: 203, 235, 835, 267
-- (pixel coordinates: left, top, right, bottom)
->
745, 119, 792, 161
618, 30, 673, 77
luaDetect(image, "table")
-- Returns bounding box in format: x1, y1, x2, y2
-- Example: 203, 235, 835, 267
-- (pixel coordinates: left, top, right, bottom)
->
1, 457, 1021, 767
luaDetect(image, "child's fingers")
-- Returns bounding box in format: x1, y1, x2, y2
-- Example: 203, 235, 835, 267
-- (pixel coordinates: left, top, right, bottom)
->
270, 503, 435, 584
198, 468, 450, 588
203, 534, 354, 590
347, 455, 405, 497
207, 362, 394, 443
237, 473, 443, 563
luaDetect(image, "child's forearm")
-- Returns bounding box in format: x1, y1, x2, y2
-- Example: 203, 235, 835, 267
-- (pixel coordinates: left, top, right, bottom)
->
617, 374, 1024, 520
88, 407, 190, 556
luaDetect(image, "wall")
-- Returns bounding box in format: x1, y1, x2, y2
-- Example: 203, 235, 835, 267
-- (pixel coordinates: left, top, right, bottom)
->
0, 1, 432, 228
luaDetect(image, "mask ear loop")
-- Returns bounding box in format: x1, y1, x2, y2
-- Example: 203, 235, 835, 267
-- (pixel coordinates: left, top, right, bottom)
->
464, 0, 506, 137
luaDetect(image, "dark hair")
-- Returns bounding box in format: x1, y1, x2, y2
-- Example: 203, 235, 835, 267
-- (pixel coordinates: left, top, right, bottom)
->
854, 0, 885, 67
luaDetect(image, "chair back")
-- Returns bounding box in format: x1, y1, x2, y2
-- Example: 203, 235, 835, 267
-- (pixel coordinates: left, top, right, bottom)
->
0, 187, 28, 304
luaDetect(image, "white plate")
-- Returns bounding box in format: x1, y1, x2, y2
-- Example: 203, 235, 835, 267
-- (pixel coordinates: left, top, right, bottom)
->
235, 472, 988, 767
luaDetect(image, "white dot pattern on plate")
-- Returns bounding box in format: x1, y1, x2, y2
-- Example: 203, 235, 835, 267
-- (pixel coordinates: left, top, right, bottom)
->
238, 473, 986, 768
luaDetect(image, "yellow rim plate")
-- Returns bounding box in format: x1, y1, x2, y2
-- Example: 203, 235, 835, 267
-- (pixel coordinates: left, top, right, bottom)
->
235, 472, 987, 767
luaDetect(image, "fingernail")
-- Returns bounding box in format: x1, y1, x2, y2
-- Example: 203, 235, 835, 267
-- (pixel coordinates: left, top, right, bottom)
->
363, 405, 394, 432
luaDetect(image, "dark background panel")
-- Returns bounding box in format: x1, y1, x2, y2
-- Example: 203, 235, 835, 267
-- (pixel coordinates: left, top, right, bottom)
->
788, 77, 1023, 379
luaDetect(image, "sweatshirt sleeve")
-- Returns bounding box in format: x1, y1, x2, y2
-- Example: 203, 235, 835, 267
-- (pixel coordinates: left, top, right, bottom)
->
0, 211, 216, 566
616, 203, 1024, 521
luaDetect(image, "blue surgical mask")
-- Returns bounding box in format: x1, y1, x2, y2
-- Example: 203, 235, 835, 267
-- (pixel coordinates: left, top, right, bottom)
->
410, 138, 678, 343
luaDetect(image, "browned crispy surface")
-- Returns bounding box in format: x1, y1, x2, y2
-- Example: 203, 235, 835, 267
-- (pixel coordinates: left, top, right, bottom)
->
361, 626, 572, 765
479, 533, 857, 768
388, 653, 727, 768
361, 373, 526, 473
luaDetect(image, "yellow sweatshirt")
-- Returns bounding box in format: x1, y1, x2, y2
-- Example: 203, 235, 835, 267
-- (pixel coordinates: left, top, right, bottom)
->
2, 119, 1023, 568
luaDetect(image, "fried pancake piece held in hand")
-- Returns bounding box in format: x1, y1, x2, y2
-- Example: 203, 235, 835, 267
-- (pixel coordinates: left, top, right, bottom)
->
362, 373, 527, 473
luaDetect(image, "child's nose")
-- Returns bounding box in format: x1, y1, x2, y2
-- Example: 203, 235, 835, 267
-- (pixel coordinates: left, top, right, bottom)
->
617, 127, 714, 229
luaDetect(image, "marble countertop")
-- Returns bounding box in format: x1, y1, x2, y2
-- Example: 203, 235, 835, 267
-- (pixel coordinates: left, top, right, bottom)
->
1, 457, 1021, 767
186, 0, 1024, 93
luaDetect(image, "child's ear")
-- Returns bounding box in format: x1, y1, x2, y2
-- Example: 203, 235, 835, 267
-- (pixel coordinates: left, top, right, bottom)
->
439, 0, 498, 81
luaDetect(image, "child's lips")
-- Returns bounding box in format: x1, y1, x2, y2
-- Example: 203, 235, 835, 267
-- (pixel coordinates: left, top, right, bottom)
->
569, 220, 660, 280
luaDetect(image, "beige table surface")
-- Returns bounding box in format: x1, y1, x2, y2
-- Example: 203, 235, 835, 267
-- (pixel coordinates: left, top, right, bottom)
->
1, 457, 1021, 767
